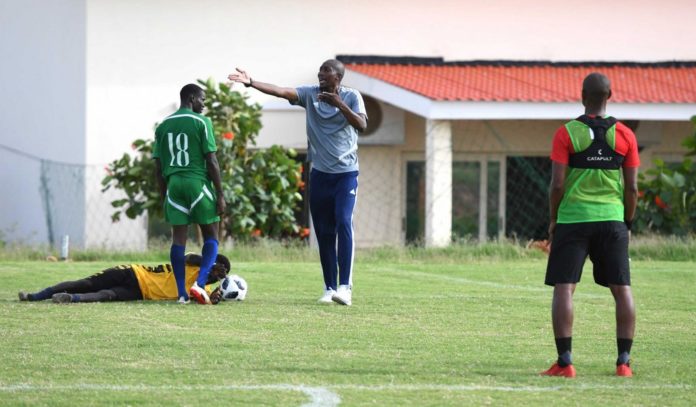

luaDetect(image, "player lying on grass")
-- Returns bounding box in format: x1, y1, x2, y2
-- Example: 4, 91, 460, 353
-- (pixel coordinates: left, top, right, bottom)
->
18, 254, 230, 305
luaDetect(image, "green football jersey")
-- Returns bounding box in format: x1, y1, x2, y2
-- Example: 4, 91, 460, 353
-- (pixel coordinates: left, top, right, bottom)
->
153, 108, 216, 181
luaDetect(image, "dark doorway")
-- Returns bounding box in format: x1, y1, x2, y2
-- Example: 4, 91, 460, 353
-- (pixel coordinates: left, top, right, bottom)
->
505, 156, 551, 240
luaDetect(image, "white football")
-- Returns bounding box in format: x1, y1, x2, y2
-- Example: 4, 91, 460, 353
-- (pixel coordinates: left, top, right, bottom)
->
220, 274, 247, 301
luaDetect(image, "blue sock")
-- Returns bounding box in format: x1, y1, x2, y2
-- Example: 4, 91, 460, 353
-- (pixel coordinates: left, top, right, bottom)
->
72, 294, 81, 302
31, 288, 55, 301
196, 239, 218, 287
171, 244, 187, 299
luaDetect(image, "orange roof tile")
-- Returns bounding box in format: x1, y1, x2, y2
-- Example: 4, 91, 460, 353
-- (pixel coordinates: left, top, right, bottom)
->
345, 62, 696, 103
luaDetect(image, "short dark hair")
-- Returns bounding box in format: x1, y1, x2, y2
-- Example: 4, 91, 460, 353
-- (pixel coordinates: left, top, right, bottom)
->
215, 254, 231, 274
582, 72, 611, 104
180, 83, 204, 101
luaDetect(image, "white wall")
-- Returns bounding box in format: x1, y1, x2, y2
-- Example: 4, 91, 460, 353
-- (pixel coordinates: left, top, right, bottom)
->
4, 0, 695, 247
85, 0, 696, 166
0, 0, 87, 246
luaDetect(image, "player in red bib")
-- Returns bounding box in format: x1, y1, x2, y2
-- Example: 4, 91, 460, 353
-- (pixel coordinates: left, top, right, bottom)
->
541, 73, 639, 378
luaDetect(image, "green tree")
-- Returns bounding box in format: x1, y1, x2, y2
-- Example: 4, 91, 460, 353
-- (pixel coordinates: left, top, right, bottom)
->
102, 79, 304, 240
635, 116, 696, 235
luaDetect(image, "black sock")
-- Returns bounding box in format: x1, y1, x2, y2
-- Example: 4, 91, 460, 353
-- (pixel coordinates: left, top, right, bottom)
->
555, 337, 572, 367
617, 338, 633, 365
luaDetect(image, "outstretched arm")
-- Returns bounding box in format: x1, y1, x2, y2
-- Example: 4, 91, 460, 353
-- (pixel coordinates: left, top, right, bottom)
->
228, 68, 298, 102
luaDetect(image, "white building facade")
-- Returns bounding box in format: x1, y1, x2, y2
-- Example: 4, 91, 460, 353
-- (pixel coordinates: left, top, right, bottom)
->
2, 0, 695, 249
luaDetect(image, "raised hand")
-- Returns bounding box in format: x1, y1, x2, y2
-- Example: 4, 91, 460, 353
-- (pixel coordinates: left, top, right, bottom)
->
228, 67, 251, 86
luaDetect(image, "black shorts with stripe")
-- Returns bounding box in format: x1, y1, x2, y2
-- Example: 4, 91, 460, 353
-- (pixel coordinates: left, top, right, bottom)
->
545, 221, 630, 287
85, 266, 143, 301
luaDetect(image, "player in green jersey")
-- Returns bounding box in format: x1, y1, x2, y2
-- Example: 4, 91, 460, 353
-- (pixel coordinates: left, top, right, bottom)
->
153, 84, 226, 305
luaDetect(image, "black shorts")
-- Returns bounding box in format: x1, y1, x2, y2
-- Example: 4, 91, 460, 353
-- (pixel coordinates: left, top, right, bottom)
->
86, 266, 143, 301
545, 221, 630, 287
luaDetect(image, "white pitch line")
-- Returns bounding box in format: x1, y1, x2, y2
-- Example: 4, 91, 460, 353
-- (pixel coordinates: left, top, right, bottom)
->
332, 383, 693, 392
297, 385, 342, 407
0, 384, 340, 407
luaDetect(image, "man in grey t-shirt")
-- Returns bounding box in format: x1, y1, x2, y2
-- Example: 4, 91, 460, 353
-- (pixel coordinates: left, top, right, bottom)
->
229, 59, 367, 306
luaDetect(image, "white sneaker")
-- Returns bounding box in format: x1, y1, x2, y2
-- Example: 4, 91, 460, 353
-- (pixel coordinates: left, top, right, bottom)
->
331, 285, 352, 306
177, 296, 190, 304
318, 289, 335, 304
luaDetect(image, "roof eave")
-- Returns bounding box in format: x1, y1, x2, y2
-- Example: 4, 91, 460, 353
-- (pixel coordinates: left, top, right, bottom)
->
344, 69, 696, 121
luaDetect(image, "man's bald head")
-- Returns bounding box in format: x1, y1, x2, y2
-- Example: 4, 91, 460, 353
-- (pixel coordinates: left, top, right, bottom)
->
583, 72, 611, 94
322, 59, 345, 80
582, 73, 612, 108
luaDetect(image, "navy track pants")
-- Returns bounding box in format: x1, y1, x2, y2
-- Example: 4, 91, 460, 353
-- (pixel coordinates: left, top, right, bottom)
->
309, 169, 358, 290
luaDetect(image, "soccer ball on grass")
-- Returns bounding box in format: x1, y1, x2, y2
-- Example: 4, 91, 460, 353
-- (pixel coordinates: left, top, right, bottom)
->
220, 274, 248, 301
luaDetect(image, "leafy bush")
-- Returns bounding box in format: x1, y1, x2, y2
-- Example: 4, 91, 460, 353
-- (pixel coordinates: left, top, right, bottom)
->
635, 116, 696, 235
102, 79, 304, 240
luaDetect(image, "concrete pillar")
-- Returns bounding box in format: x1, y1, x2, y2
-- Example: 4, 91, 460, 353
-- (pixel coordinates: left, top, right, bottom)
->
425, 120, 452, 247
478, 159, 488, 242
498, 158, 507, 240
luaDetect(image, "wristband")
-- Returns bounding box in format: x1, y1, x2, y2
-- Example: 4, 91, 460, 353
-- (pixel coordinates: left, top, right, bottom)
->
244, 78, 253, 88
624, 220, 633, 231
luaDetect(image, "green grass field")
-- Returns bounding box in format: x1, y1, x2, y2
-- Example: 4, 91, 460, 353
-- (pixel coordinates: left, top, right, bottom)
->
1, 257, 694, 406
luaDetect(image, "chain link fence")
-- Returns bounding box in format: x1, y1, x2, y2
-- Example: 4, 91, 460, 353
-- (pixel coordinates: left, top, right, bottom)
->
3, 135, 551, 251
1, 145, 147, 251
